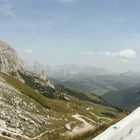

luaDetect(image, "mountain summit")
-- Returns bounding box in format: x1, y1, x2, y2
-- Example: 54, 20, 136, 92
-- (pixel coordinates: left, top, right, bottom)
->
0, 40, 23, 75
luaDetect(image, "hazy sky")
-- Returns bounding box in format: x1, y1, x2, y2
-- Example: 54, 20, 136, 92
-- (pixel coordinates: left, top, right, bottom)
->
0, 0, 140, 72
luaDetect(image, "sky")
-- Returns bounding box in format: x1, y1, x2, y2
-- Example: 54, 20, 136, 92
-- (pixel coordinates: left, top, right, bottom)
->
0, 0, 140, 72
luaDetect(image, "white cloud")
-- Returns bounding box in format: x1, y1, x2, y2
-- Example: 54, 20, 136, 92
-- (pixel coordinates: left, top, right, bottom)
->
82, 51, 94, 56
0, 3, 15, 17
24, 49, 33, 54
100, 49, 136, 59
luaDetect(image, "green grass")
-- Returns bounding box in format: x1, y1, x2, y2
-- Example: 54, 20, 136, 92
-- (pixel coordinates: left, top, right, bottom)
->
0, 136, 11, 140
0, 72, 74, 114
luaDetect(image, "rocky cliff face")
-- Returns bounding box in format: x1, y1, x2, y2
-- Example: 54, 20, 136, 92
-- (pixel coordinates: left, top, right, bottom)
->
0, 40, 55, 89
0, 40, 23, 75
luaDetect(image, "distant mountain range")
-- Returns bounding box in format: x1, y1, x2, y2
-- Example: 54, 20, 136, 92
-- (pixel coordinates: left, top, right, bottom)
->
29, 62, 110, 79
102, 86, 140, 111
29, 62, 140, 80
29, 62, 140, 95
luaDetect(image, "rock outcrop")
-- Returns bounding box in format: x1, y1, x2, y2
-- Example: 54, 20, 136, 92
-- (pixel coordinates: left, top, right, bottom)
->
0, 40, 23, 75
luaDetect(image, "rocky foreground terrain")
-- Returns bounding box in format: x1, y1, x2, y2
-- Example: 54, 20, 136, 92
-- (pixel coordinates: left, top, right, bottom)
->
0, 76, 50, 140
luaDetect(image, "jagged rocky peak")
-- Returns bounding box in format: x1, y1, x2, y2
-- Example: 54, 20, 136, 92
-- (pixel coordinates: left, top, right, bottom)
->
0, 39, 55, 89
0, 39, 24, 75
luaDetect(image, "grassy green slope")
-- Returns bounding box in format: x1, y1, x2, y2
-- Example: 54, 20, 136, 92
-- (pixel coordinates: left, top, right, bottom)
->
19, 71, 109, 106
102, 86, 140, 111
0, 72, 72, 113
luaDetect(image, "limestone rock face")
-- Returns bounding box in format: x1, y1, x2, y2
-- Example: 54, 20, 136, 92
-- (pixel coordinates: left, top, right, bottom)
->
0, 40, 24, 74
0, 39, 55, 89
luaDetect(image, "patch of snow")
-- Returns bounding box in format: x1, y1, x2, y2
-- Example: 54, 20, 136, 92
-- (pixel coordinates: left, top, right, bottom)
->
92, 107, 140, 140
